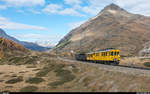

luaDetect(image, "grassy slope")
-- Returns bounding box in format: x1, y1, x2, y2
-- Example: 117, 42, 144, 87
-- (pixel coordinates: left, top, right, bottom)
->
0, 52, 150, 92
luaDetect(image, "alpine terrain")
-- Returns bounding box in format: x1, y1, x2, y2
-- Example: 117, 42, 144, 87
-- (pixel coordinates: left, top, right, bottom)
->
55, 3, 150, 56
0, 29, 51, 51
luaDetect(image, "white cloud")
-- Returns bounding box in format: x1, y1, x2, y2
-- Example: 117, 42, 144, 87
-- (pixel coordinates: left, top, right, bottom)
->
1, 0, 45, 7
29, 9, 41, 14
14, 33, 63, 47
82, 6, 100, 15
80, 0, 114, 15
115, 0, 150, 16
115, 0, 142, 8
64, 0, 82, 5
0, 16, 47, 30
42, 4, 62, 14
0, 5, 7, 10
69, 20, 86, 30
15, 34, 49, 39
43, 4, 85, 17
17, 10, 25, 13
81, 0, 150, 16
59, 8, 85, 17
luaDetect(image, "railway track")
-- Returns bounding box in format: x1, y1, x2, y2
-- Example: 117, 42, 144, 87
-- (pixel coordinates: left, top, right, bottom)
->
57, 57, 150, 71
117, 65, 150, 71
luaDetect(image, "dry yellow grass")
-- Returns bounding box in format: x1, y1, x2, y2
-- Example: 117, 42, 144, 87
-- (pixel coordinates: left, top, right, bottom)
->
1, 55, 150, 92
120, 57, 141, 65
120, 57, 150, 67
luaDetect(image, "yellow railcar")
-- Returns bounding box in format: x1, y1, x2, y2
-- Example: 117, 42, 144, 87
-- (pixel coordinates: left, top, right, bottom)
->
86, 48, 120, 65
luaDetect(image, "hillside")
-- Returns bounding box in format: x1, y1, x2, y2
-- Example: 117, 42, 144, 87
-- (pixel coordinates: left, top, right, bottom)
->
0, 37, 27, 59
0, 29, 51, 51
0, 55, 150, 92
55, 3, 150, 56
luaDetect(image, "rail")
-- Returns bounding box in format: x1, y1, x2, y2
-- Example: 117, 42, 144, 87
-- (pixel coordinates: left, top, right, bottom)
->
57, 57, 150, 71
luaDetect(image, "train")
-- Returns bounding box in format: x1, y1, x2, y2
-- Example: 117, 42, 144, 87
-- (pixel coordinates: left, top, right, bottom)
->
75, 48, 120, 65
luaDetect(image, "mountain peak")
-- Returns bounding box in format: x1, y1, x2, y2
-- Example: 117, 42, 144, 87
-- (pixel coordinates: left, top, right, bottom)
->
95, 3, 129, 17
103, 3, 124, 11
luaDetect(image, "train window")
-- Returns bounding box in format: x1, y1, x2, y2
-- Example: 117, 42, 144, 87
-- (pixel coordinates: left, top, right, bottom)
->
96, 53, 99, 56
111, 52, 113, 56
117, 52, 119, 55
114, 52, 117, 56
95, 53, 97, 56
105, 52, 107, 56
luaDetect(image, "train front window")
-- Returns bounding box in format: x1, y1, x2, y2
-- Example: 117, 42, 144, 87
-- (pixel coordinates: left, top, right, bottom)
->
117, 52, 119, 56
114, 52, 117, 56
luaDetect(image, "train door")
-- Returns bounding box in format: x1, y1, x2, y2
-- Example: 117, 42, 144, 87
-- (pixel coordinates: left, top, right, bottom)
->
95, 53, 99, 61
99, 52, 102, 61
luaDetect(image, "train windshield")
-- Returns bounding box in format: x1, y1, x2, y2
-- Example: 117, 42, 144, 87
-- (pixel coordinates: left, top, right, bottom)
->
117, 52, 119, 56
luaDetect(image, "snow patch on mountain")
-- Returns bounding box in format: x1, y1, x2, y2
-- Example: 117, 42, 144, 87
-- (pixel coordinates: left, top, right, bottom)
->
35, 40, 55, 48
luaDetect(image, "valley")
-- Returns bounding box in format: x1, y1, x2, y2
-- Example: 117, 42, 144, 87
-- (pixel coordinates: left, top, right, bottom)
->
0, 53, 150, 92
0, 3, 150, 92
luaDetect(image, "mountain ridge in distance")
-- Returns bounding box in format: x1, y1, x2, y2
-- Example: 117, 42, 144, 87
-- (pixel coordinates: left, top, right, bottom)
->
0, 29, 51, 51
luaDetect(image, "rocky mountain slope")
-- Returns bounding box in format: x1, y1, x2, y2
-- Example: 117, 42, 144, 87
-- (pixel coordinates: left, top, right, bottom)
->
0, 29, 51, 51
56, 3, 150, 56
139, 41, 150, 56
0, 37, 27, 59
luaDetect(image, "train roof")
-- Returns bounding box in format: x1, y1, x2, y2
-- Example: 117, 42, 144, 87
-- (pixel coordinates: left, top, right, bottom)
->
87, 48, 117, 54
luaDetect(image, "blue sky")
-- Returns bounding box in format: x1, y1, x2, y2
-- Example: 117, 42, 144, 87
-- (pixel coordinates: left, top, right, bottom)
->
0, 0, 150, 46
